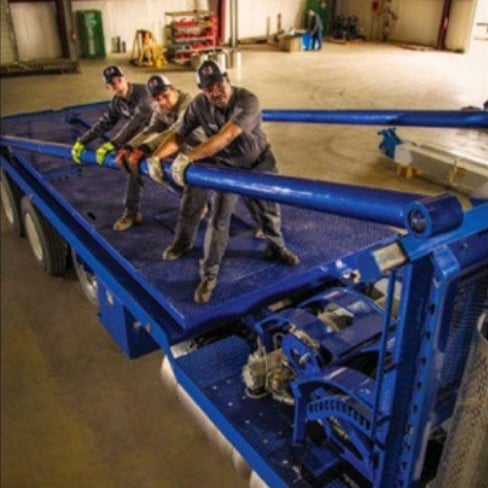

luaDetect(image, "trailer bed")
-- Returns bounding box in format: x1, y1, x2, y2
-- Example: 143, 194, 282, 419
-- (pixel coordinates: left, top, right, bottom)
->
3, 104, 488, 488
1, 104, 397, 341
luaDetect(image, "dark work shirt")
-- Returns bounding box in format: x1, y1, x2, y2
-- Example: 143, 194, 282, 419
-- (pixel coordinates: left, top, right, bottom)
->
174, 86, 269, 169
78, 83, 153, 147
309, 12, 323, 35
128, 90, 205, 152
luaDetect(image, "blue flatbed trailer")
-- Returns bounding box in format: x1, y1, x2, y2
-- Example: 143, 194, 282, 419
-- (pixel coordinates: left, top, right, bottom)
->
1, 104, 487, 487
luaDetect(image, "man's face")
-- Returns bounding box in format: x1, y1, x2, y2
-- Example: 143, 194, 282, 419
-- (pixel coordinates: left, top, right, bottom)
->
202, 77, 231, 108
107, 76, 129, 98
153, 88, 178, 113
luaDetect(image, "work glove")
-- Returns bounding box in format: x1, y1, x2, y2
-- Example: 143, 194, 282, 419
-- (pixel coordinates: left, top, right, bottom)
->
95, 141, 116, 165
115, 146, 132, 171
126, 148, 146, 174
171, 153, 192, 187
147, 156, 165, 184
71, 141, 85, 164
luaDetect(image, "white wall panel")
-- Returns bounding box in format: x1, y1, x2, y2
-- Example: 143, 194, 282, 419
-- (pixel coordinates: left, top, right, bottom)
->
10, 1, 62, 60
338, 0, 475, 50
72, 0, 210, 54
234, 0, 305, 40
445, 0, 476, 51
1, 0, 16, 63
464, 0, 488, 102
71, 0, 306, 52
394, 0, 442, 45
8, 0, 479, 62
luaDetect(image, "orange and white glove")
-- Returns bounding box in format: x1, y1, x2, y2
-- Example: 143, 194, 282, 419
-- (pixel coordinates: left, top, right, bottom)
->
115, 147, 131, 172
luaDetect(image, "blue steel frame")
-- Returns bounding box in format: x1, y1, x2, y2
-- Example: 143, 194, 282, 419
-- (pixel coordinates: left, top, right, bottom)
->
164, 202, 487, 487
283, 205, 488, 486
0, 148, 180, 353
1, 107, 487, 487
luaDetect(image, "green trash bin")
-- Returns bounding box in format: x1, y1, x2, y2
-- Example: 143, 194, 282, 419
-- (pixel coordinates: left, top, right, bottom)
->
76, 10, 106, 59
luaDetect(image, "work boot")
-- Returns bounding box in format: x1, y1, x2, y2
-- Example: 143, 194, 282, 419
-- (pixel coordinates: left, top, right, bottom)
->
113, 211, 143, 231
264, 244, 300, 265
194, 277, 218, 304
162, 241, 192, 261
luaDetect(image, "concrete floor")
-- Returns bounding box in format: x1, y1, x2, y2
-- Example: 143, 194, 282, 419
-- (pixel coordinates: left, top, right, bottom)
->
1, 41, 487, 488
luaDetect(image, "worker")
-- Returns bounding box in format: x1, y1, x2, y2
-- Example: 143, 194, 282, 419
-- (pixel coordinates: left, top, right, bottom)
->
70, 65, 153, 230
307, 9, 324, 50
113, 74, 205, 231
147, 60, 300, 304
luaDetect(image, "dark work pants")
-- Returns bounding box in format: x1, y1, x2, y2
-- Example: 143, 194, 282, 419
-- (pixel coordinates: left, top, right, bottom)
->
312, 28, 323, 50
124, 173, 143, 215
178, 149, 286, 281
201, 188, 284, 279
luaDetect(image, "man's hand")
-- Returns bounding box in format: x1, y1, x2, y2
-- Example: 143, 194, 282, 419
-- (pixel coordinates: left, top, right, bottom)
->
147, 156, 165, 184
71, 141, 85, 164
115, 147, 131, 171
95, 141, 116, 165
171, 153, 192, 187
126, 148, 146, 174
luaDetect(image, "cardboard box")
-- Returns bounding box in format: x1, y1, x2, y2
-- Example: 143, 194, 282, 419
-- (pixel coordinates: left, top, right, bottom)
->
279, 35, 301, 52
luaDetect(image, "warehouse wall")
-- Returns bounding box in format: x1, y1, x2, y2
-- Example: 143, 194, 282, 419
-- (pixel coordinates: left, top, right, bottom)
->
2, 0, 304, 61
232, 0, 306, 40
0, 0, 16, 63
2, 0, 482, 61
337, 0, 476, 51
70, 0, 305, 53
9, 0, 62, 59
467, 0, 488, 98
71, 0, 209, 54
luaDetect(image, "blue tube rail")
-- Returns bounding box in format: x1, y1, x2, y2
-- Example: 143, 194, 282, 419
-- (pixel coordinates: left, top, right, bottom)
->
262, 109, 488, 128
1, 135, 464, 237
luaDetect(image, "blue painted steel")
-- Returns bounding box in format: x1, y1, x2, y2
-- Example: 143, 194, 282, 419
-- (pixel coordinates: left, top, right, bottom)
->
400, 203, 488, 261
96, 279, 161, 358
0, 150, 180, 351
1, 136, 464, 236
239, 225, 487, 486
2, 105, 488, 488
185, 165, 463, 238
184, 164, 420, 228
172, 337, 293, 488
378, 127, 403, 158
370, 270, 397, 444
404, 193, 464, 237
262, 109, 488, 128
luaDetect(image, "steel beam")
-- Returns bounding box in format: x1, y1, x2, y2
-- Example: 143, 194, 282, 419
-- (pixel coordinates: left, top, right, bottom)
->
1, 135, 464, 236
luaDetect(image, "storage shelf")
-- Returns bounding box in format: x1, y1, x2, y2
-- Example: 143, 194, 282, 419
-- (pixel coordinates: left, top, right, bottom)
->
173, 36, 215, 44
165, 10, 217, 65
165, 9, 212, 17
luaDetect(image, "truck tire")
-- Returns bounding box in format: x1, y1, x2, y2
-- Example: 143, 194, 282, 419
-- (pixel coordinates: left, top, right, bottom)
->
21, 196, 68, 276
71, 248, 99, 306
1, 168, 24, 236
